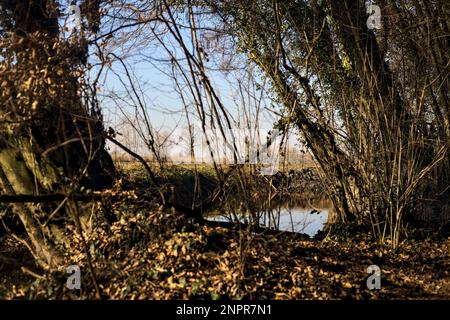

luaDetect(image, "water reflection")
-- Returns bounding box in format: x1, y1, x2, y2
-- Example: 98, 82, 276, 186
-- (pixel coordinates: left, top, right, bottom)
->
206, 198, 332, 237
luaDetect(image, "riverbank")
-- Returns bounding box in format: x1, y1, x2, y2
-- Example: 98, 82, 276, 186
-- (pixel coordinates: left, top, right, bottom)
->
1, 212, 449, 299
0, 162, 448, 299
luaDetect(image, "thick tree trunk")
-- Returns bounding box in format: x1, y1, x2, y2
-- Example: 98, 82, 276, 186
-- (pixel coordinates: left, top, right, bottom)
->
0, 0, 114, 269
0, 149, 63, 268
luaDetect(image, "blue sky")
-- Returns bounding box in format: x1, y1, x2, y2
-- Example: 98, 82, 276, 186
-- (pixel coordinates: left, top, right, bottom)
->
62, 4, 303, 161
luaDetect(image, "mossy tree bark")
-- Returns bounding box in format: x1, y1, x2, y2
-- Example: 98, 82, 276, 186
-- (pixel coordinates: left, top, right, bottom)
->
0, 0, 114, 269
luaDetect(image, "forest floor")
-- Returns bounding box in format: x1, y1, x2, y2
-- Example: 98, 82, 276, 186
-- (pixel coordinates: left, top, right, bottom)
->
0, 163, 449, 299
1, 220, 449, 299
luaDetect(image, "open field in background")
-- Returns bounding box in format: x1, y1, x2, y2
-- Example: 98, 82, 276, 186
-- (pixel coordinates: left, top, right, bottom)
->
113, 160, 318, 181
113, 160, 327, 211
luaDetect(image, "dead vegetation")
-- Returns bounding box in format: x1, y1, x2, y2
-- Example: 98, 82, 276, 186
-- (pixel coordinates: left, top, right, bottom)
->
0, 1, 449, 300
1, 203, 449, 300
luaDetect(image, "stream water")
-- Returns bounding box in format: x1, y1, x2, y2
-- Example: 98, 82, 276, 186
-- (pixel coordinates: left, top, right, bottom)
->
206, 198, 332, 237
